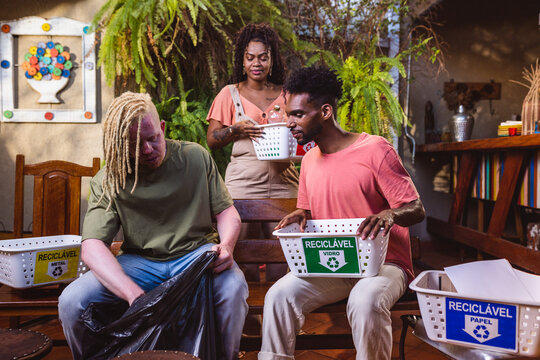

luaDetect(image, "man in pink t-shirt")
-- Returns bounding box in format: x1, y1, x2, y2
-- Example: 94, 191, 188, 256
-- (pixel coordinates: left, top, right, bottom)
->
258, 67, 425, 360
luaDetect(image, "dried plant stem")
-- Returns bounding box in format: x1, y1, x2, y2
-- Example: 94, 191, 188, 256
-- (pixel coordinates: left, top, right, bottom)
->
511, 59, 540, 135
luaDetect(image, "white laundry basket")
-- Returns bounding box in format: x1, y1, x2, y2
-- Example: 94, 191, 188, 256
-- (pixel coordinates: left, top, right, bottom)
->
0, 235, 87, 288
409, 270, 540, 357
252, 123, 316, 161
272, 218, 389, 277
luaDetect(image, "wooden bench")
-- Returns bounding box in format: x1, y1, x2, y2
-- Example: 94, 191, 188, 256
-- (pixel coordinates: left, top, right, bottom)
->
0, 198, 419, 353
231, 198, 419, 351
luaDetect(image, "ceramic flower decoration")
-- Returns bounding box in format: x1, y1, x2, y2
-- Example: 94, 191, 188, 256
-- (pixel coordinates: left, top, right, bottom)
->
22, 41, 73, 103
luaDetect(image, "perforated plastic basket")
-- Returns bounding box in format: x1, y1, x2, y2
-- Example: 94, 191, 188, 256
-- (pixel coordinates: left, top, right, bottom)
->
409, 270, 540, 357
252, 123, 315, 161
272, 218, 389, 277
0, 235, 87, 288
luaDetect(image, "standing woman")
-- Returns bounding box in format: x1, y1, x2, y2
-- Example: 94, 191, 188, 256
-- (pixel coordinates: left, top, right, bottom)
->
206, 23, 299, 199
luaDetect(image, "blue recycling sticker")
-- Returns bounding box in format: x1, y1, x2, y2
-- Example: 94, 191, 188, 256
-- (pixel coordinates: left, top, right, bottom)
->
446, 297, 517, 351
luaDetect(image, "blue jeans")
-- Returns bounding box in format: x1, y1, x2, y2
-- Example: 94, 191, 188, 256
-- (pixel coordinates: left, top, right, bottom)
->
58, 243, 248, 360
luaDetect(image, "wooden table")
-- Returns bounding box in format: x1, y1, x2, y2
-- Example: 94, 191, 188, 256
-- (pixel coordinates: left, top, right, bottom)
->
418, 134, 540, 274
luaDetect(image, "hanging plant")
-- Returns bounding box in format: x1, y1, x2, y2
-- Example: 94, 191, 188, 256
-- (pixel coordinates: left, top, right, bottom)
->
91, 0, 295, 98
336, 55, 406, 141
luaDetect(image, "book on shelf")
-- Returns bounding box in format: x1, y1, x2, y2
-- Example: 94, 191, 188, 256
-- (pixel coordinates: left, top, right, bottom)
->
497, 120, 522, 136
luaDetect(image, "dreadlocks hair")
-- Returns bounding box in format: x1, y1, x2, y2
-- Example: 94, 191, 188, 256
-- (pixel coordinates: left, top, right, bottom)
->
100, 91, 154, 207
284, 66, 343, 114
231, 23, 286, 85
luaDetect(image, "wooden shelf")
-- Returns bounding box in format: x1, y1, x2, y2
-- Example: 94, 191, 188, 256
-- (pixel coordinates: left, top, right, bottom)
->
417, 134, 540, 153
421, 135, 540, 274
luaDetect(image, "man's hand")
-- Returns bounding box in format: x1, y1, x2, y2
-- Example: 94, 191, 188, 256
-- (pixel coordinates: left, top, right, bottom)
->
275, 209, 310, 232
81, 238, 146, 305
128, 290, 146, 306
211, 243, 234, 273
356, 199, 426, 240
356, 209, 394, 240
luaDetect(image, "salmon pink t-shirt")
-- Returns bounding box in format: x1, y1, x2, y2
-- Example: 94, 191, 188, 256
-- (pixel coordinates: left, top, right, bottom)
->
297, 133, 419, 282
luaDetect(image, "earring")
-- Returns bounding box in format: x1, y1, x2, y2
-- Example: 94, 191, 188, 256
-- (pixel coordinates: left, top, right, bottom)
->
243, 67, 246, 75
269, 67, 272, 77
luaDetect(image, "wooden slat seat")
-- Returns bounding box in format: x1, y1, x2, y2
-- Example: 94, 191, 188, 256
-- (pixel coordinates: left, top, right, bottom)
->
0, 285, 62, 317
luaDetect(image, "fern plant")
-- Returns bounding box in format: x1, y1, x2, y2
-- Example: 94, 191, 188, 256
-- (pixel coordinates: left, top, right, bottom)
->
92, 0, 229, 95
154, 91, 231, 176
92, 0, 296, 98
335, 55, 406, 141
283, 0, 443, 141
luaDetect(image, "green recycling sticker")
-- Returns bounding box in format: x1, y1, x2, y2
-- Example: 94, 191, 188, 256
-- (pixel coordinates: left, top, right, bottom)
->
302, 237, 359, 274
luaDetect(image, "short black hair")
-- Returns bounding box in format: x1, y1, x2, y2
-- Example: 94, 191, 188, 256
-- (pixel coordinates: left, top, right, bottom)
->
284, 66, 342, 113
231, 23, 286, 85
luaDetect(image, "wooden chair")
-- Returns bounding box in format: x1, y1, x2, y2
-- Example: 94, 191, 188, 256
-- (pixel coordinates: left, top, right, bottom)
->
3, 155, 100, 328
13, 154, 101, 238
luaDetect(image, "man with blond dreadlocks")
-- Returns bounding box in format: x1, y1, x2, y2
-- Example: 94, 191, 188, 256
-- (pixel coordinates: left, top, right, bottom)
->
58, 92, 248, 360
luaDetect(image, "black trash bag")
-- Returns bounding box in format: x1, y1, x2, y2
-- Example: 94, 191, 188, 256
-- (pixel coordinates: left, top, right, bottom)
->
81, 250, 225, 360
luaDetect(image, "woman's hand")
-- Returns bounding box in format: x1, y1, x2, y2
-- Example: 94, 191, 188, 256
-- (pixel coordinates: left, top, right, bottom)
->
207, 118, 263, 149
231, 120, 264, 141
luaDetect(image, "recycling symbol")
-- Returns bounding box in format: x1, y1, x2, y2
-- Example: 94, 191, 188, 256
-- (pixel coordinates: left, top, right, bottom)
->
473, 325, 490, 340
326, 257, 340, 269
52, 266, 63, 277
319, 250, 347, 272
47, 260, 68, 279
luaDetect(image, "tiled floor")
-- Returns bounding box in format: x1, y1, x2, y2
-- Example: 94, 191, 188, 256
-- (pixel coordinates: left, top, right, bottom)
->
0, 239, 464, 359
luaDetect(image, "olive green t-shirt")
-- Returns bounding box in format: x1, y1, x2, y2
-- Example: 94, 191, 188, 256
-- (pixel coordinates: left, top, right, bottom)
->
82, 140, 233, 261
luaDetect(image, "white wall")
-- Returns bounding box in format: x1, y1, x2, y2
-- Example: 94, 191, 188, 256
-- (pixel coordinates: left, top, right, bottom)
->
0, 0, 113, 233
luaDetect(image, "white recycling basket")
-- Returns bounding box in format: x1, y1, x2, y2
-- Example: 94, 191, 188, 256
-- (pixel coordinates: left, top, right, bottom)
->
272, 218, 389, 278
409, 270, 540, 357
252, 122, 316, 162
0, 235, 87, 288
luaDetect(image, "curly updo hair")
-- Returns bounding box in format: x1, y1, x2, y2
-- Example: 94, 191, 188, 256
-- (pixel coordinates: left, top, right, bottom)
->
284, 66, 343, 113
231, 23, 286, 85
